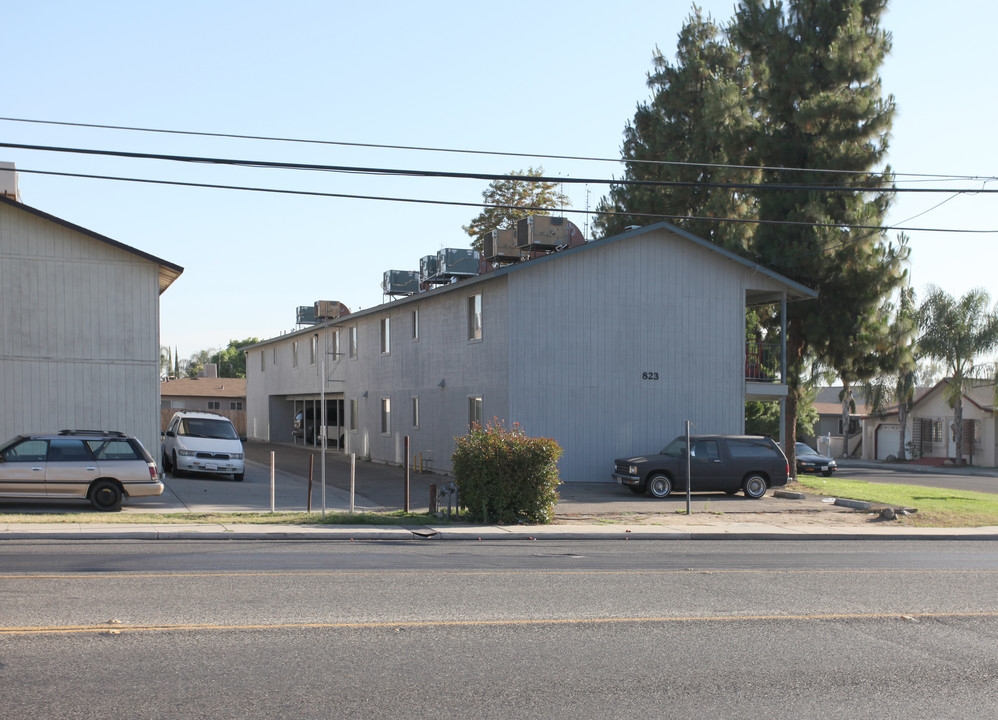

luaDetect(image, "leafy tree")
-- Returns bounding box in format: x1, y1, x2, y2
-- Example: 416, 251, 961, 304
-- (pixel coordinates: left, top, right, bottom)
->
916, 286, 998, 464
463, 167, 569, 251
160, 346, 172, 377
595, 7, 758, 253
184, 348, 216, 379
210, 338, 260, 378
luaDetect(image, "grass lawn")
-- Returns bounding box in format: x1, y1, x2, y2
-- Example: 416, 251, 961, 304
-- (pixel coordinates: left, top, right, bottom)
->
791, 475, 998, 527
0, 510, 446, 526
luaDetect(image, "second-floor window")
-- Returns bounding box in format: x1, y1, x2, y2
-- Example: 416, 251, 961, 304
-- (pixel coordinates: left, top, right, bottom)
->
381, 317, 391, 354
349, 327, 358, 359
468, 293, 482, 341
292, 341, 299, 368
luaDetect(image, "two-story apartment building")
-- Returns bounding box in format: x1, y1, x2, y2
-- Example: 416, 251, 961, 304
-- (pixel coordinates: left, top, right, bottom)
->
245, 221, 815, 483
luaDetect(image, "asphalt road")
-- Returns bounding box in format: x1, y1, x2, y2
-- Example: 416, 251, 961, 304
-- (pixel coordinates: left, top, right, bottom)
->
839, 464, 998, 495
2, 539, 997, 719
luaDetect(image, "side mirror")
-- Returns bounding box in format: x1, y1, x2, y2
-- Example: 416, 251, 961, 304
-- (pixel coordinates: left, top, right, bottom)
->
166, 430, 176, 438
239, 436, 247, 443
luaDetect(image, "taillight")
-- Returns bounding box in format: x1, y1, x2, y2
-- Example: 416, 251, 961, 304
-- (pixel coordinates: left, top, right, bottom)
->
148, 464, 159, 481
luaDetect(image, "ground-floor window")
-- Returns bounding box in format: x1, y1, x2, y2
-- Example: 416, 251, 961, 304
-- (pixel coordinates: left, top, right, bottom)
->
381, 398, 391, 435
469, 395, 483, 428
208, 401, 220, 410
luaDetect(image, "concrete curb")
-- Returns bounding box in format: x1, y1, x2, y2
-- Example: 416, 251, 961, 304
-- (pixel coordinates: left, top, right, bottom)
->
3, 524, 997, 541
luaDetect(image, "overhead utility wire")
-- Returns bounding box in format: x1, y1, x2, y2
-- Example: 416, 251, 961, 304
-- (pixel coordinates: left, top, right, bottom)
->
1, 141, 994, 195
15, 167, 997, 235
1, 116, 992, 183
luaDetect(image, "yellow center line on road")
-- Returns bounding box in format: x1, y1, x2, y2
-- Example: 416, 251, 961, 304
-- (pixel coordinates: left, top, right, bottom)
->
2, 611, 998, 636
2, 568, 997, 580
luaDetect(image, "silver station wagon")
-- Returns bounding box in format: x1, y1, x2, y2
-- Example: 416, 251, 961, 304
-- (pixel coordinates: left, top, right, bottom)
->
0, 430, 164, 511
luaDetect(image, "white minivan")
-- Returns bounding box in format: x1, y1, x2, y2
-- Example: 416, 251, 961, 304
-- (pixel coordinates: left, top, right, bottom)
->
161, 411, 245, 481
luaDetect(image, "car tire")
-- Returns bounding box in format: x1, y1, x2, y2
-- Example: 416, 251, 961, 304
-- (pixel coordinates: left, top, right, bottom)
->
171, 451, 184, 478
743, 474, 768, 499
646, 473, 672, 499
234, 472, 244, 482
162, 450, 172, 473
89, 480, 122, 512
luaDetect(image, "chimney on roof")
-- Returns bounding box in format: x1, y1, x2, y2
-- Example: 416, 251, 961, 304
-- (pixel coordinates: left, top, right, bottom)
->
200, 363, 219, 379
0, 162, 20, 201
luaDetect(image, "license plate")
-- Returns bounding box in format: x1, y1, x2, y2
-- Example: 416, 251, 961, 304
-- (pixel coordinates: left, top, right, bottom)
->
206, 463, 218, 471
820, 465, 828, 471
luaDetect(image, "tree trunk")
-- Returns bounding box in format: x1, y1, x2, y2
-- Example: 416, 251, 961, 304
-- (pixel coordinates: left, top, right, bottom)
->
897, 404, 907, 462
953, 396, 964, 465
840, 383, 853, 458
783, 323, 805, 477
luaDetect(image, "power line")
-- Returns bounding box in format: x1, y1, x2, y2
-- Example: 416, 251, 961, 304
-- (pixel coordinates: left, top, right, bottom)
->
15, 167, 998, 234
2, 141, 997, 195
2, 116, 994, 184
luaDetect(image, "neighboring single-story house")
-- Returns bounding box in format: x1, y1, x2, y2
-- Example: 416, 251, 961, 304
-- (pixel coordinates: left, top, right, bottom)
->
805, 386, 871, 457
861, 379, 996, 465
160, 376, 247, 436
0, 165, 182, 455
245, 220, 815, 483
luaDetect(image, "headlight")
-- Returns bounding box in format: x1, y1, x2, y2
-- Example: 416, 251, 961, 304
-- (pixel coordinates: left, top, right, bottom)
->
629, 465, 638, 475
230, 453, 244, 460
178, 449, 196, 456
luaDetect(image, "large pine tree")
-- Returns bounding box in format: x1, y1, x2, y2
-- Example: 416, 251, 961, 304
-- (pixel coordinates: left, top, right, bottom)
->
732, 0, 907, 462
600, 1, 908, 469
596, 7, 757, 254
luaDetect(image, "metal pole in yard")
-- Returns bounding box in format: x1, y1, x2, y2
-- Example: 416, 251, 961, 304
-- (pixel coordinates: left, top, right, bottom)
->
350, 452, 356, 514
685, 420, 692, 516
270, 450, 275, 513
404, 435, 410, 513
307, 454, 313, 512
320, 342, 327, 519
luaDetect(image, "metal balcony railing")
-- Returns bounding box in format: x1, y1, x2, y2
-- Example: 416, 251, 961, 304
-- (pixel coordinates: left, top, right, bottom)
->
745, 342, 782, 382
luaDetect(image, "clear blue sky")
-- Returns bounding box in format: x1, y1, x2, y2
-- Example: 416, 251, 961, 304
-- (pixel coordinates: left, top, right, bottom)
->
3, 1, 995, 358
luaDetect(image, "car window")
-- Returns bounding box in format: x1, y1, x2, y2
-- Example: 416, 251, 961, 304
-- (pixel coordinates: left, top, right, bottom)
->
47, 438, 94, 462
1, 439, 48, 462
86, 439, 141, 461
726, 439, 779, 458
796, 443, 819, 455
691, 440, 719, 460
180, 418, 239, 440
660, 438, 686, 457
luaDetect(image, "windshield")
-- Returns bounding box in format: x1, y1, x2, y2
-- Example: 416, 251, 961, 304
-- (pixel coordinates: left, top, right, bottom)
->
180, 418, 239, 440
796, 442, 819, 456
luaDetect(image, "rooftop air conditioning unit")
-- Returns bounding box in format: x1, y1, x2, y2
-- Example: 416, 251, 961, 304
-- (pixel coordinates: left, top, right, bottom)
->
517, 215, 569, 251
436, 248, 480, 277
314, 300, 348, 320
296, 305, 317, 325
482, 228, 523, 263
382, 270, 420, 296
419, 255, 439, 284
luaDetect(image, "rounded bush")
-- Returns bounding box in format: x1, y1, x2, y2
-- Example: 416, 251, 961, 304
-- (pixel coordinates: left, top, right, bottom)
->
452, 419, 562, 524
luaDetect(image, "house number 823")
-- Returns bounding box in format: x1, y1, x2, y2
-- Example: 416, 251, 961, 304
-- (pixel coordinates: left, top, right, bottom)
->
642, 372, 659, 380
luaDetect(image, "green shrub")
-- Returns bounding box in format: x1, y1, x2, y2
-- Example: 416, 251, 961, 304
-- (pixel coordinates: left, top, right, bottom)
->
452, 419, 562, 524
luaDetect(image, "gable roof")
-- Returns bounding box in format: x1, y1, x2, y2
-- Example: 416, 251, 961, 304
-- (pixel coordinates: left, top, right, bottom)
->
0, 195, 183, 294
249, 220, 819, 349
160, 377, 246, 398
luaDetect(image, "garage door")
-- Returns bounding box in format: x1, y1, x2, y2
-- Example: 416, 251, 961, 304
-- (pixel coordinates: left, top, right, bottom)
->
876, 424, 901, 460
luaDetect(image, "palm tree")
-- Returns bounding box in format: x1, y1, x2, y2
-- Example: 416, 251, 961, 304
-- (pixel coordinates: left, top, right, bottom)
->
916, 286, 998, 464
865, 286, 918, 460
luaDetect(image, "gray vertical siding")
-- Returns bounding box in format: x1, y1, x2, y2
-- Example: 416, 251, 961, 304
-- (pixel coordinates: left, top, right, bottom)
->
246, 226, 801, 482
0, 203, 163, 455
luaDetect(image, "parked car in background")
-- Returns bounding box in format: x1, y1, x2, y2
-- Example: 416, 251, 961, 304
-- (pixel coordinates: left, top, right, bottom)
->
161, 411, 245, 481
795, 442, 837, 476
612, 435, 789, 499
0, 430, 163, 511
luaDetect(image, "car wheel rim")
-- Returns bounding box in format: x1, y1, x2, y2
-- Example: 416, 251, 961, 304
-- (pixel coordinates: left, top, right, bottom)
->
747, 479, 764, 496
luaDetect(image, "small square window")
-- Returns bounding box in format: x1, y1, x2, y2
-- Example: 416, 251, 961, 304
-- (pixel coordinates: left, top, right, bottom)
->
230, 401, 243, 410
208, 401, 220, 410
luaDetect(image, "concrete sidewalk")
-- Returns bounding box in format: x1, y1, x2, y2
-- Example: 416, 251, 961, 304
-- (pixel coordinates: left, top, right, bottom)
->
2, 518, 997, 541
